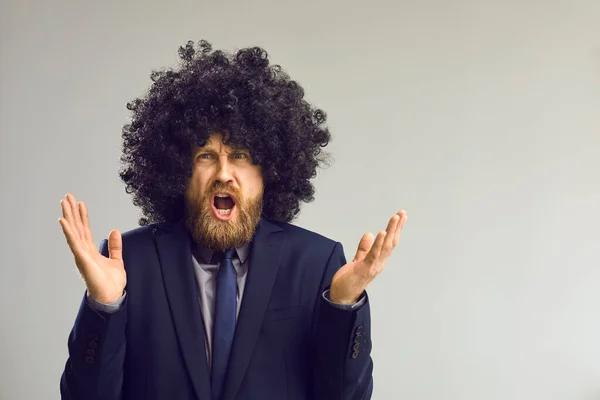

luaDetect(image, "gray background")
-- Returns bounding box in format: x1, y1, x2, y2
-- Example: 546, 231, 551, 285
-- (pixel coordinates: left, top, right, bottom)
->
1, 0, 600, 399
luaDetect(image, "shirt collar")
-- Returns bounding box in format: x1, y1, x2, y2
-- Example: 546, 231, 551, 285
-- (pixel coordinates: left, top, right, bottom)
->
195, 241, 250, 266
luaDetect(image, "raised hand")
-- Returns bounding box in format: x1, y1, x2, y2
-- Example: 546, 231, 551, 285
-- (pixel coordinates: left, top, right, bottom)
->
59, 193, 126, 304
329, 210, 407, 304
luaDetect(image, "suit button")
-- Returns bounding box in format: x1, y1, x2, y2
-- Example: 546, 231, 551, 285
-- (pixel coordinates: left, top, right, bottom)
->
352, 350, 360, 359
85, 356, 95, 364
86, 349, 96, 356
353, 343, 360, 351
88, 341, 98, 349
88, 333, 99, 341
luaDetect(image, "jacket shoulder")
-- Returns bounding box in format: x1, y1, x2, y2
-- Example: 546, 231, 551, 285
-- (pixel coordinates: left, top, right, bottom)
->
121, 224, 157, 242
272, 220, 339, 249
97, 224, 157, 250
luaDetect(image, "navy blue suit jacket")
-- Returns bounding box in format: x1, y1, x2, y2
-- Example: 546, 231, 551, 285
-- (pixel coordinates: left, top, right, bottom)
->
60, 217, 373, 400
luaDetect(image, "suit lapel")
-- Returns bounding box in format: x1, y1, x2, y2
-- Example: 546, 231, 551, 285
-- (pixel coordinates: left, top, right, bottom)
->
154, 222, 212, 400
222, 218, 286, 400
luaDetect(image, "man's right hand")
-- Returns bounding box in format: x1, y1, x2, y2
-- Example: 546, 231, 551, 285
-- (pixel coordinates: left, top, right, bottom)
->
59, 193, 126, 304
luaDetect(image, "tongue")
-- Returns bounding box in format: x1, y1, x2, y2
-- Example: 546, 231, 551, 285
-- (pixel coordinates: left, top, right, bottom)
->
215, 196, 234, 210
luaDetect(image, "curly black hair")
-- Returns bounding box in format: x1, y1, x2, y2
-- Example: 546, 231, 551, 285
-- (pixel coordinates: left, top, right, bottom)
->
119, 39, 332, 226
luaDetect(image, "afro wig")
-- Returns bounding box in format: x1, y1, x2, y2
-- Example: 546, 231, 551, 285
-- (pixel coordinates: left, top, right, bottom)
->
119, 39, 332, 226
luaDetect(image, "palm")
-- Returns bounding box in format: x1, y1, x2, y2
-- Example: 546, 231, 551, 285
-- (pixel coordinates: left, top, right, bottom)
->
76, 241, 126, 303
59, 194, 126, 304
330, 210, 407, 304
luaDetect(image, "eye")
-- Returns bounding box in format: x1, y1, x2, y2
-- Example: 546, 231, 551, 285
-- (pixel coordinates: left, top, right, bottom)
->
198, 153, 214, 160
232, 152, 248, 160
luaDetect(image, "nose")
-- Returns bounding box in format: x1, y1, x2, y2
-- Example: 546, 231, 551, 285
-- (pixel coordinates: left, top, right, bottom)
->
215, 157, 234, 184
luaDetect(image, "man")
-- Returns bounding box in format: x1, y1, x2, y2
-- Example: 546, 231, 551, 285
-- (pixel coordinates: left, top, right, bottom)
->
58, 40, 407, 400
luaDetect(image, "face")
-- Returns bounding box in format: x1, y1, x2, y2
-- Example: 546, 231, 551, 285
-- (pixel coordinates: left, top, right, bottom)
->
184, 133, 264, 252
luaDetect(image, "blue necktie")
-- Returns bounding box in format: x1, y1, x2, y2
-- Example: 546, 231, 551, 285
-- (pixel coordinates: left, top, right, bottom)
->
211, 248, 237, 400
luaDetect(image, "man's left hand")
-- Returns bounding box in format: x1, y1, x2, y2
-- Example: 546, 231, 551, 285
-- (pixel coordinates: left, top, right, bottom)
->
329, 210, 408, 304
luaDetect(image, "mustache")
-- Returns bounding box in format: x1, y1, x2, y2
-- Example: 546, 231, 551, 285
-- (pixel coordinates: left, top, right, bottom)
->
205, 183, 242, 199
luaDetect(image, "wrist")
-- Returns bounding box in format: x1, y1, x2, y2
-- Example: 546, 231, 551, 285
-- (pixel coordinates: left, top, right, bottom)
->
87, 290, 123, 305
329, 289, 359, 305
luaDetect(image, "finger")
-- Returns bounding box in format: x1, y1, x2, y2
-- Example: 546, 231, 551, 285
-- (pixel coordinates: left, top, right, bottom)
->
365, 230, 387, 264
353, 232, 374, 262
67, 194, 85, 241
392, 210, 408, 247
64, 194, 82, 240
79, 201, 94, 245
381, 214, 400, 257
107, 229, 123, 261
61, 196, 78, 238
58, 217, 83, 256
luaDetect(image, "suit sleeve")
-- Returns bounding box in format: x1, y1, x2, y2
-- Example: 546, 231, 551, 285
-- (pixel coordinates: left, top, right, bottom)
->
60, 239, 127, 400
312, 241, 374, 400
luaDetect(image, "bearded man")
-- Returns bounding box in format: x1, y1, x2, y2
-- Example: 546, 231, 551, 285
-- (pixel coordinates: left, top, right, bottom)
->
58, 40, 407, 400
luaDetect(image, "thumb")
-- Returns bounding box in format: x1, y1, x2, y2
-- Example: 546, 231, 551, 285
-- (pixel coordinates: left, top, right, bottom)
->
353, 232, 374, 262
107, 229, 123, 261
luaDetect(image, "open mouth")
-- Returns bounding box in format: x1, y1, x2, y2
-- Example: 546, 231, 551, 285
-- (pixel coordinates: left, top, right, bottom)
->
212, 193, 236, 219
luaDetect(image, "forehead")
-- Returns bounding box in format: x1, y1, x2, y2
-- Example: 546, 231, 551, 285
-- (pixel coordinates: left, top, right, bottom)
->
197, 134, 247, 152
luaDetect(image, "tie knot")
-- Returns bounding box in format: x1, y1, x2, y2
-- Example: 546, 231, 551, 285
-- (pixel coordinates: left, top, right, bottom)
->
223, 248, 235, 260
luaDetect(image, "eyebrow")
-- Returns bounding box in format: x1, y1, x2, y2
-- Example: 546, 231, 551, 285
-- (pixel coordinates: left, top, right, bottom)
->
195, 146, 249, 154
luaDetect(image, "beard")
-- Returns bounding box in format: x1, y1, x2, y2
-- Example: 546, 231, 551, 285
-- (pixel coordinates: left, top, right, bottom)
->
184, 182, 263, 252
